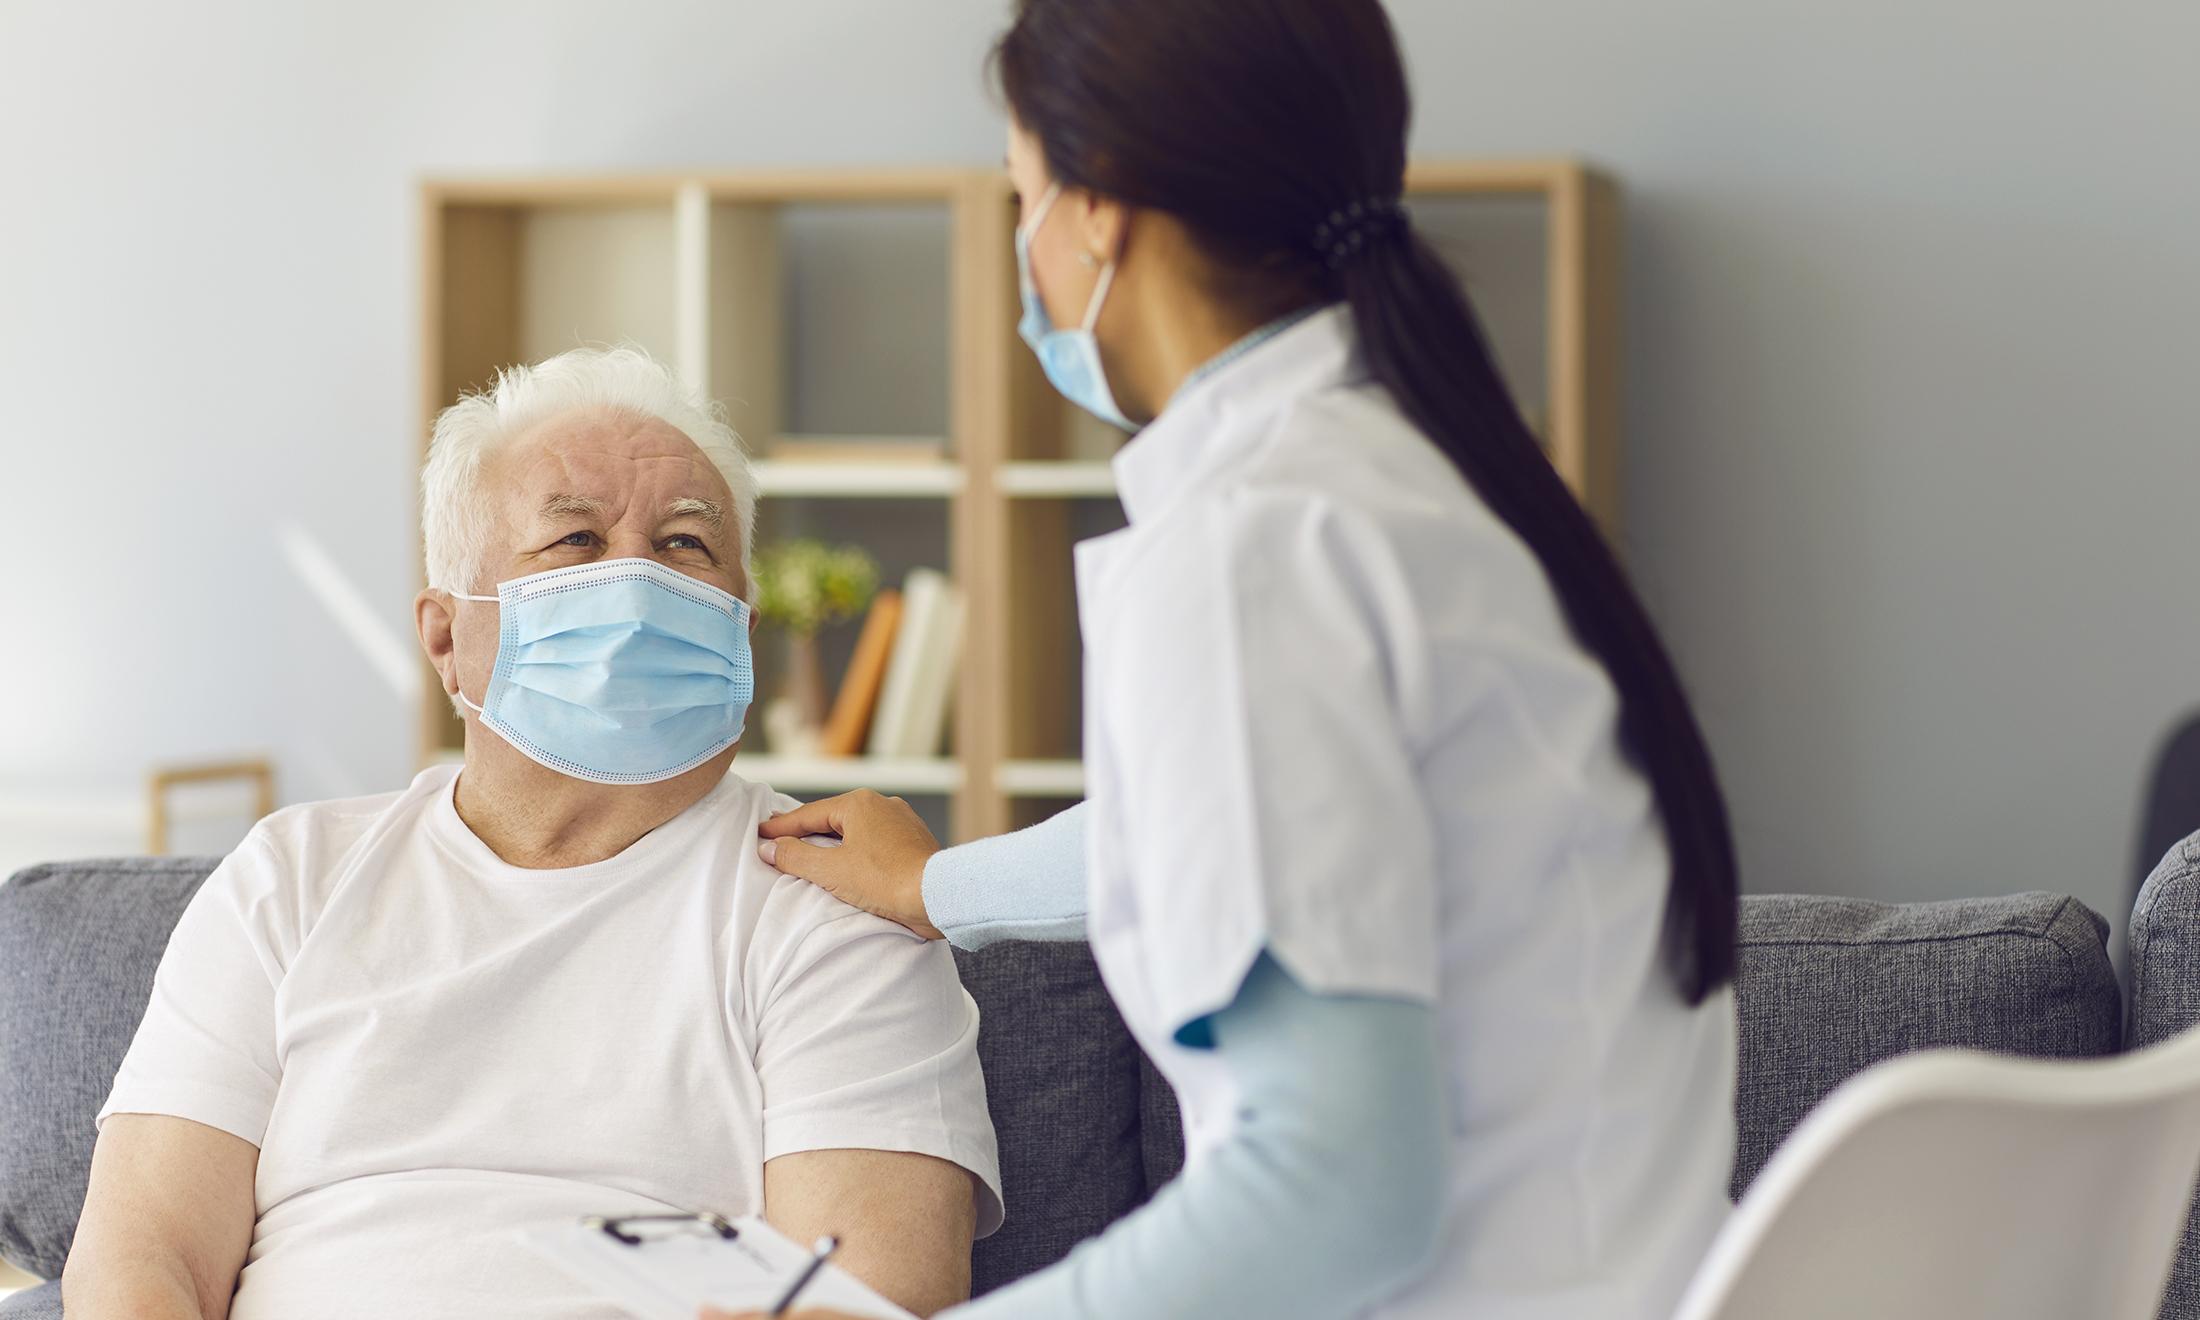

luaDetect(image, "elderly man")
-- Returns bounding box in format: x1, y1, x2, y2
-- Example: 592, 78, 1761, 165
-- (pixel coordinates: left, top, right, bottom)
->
62, 348, 1002, 1320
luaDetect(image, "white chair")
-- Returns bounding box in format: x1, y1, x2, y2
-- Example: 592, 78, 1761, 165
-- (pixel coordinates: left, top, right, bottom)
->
1673, 1022, 2200, 1320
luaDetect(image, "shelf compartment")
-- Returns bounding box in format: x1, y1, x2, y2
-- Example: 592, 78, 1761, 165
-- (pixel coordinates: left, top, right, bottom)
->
1407, 192, 1550, 448
517, 202, 682, 368
781, 201, 953, 440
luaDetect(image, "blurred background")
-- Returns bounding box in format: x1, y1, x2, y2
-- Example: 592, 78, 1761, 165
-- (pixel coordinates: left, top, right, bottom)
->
2, 0, 2196, 948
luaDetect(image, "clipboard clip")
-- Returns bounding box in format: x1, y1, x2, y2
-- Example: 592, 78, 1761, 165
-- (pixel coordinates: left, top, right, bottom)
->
583, 1212, 740, 1246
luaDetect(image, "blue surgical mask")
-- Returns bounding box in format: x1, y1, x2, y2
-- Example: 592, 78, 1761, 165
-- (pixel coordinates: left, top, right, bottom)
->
453, 558, 754, 784
1017, 182, 1137, 432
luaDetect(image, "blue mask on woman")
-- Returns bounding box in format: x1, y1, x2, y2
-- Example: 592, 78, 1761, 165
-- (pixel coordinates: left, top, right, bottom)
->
453, 558, 754, 784
1016, 182, 1137, 432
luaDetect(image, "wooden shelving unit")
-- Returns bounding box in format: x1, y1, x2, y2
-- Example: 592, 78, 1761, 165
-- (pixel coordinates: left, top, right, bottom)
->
419, 161, 1621, 843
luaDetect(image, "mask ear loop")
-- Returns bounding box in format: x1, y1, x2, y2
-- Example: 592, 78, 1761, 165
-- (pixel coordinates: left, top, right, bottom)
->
1023, 182, 1063, 245
1022, 182, 1117, 332
1019, 183, 1070, 313
447, 587, 500, 715
1081, 259, 1118, 332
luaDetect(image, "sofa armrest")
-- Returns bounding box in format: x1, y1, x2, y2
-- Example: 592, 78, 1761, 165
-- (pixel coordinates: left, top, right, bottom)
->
0, 857, 223, 1282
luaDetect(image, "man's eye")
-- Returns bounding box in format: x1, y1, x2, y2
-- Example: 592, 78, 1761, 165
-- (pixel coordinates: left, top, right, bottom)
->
664, 534, 705, 551
558, 531, 595, 548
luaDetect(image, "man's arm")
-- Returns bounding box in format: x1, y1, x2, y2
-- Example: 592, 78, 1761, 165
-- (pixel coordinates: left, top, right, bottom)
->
63, 1114, 258, 1320
764, 1148, 978, 1317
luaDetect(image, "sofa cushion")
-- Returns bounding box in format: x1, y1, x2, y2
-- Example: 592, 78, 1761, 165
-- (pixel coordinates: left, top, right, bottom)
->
0, 858, 217, 1282
2125, 831, 2200, 1320
1137, 1053, 1185, 1194
954, 941, 1147, 1295
1733, 890, 2121, 1198
1132, 892, 2123, 1215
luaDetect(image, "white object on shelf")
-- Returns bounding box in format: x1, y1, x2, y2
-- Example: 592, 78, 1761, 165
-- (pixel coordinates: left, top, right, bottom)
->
753, 459, 964, 498
760, 698, 823, 758
996, 760, 1087, 798
997, 461, 1118, 499
868, 569, 965, 759
734, 754, 962, 796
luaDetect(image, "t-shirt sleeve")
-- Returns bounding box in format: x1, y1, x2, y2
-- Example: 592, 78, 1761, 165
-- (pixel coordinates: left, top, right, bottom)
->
1093, 491, 1443, 1037
97, 831, 293, 1146
749, 889, 1005, 1237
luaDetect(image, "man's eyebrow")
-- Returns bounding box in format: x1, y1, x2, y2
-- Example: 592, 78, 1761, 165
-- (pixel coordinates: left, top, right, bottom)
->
664, 496, 724, 529
538, 493, 607, 521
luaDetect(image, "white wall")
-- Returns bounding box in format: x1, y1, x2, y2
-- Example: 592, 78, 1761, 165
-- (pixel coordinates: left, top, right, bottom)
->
2, 1, 2194, 931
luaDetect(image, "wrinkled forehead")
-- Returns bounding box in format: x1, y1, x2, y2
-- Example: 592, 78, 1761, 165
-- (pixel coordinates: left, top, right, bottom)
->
488, 407, 732, 518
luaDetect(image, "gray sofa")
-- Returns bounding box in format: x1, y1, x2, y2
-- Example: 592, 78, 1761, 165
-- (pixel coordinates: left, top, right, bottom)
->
4, 844, 2198, 1318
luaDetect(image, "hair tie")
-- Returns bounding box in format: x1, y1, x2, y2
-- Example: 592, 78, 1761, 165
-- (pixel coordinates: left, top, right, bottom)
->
1309, 196, 1408, 271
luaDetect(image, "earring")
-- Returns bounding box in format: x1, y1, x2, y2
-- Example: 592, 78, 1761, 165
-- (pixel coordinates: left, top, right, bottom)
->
1078, 251, 1099, 270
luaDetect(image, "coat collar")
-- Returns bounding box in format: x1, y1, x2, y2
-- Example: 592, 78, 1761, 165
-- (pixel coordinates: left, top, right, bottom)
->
1111, 303, 1366, 525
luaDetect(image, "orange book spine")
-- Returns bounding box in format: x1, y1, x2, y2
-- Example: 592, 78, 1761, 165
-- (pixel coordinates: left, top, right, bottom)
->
820, 590, 905, 757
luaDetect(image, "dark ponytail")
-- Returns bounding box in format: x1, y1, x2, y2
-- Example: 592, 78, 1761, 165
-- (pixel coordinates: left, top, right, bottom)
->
997, 0, 1738, 1003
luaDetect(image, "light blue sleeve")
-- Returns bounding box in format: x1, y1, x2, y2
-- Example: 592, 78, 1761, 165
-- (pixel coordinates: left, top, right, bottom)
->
923, 801, 1090, 950
943, 953, 1452, 1318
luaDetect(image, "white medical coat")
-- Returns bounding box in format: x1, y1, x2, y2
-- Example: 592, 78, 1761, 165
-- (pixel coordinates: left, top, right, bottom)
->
1074, 305, 1736, 1319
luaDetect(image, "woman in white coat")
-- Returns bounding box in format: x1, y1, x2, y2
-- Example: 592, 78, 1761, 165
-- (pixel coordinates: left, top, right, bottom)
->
725, 1, 1741, 1316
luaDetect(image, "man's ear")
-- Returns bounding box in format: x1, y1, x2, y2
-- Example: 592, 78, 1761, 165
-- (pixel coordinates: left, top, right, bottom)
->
415, 589, 459, 697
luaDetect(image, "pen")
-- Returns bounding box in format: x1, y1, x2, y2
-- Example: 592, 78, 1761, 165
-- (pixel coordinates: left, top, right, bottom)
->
768, 1234, 840, 1316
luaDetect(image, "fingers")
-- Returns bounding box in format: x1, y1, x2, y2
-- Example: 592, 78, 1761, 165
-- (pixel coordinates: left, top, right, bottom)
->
757, 790, 880, 840
758, 833, 855, 889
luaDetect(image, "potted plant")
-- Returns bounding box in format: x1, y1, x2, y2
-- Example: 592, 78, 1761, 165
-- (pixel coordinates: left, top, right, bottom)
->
752, 539, 880, 755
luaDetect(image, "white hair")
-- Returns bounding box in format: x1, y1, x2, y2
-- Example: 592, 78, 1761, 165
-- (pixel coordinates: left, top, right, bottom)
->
421, 346, 759, 599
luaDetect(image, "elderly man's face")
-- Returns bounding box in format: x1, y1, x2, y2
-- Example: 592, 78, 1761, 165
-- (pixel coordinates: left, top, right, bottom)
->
446, 407, 747, 713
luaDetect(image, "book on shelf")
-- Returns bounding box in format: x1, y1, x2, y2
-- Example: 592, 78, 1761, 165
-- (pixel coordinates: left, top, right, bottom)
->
766, 437, 950, 465
867, 569, 965, 760
819, 589, 904, 758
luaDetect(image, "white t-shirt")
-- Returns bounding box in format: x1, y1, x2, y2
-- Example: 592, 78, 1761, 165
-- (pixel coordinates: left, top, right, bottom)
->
1076, 306, 1735, 1319
98, 763, 1003, 1320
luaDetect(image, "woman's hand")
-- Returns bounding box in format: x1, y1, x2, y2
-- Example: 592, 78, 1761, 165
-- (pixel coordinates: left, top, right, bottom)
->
756, 790, 945, 940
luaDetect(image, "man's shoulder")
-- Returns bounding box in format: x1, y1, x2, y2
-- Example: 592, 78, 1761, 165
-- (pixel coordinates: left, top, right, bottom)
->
237, 766, 450, 872
721, 768, 802, 821
727, 810, 937, 962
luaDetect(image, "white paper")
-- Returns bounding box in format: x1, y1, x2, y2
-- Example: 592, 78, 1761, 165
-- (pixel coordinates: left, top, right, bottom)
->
518, 1215, 915, 1320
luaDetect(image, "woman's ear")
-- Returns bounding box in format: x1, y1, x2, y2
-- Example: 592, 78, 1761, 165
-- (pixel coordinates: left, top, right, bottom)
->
1076, 189, 1131, 266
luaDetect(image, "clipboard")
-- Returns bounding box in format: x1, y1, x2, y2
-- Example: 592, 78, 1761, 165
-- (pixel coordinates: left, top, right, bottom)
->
517, 1211, 916, 1320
